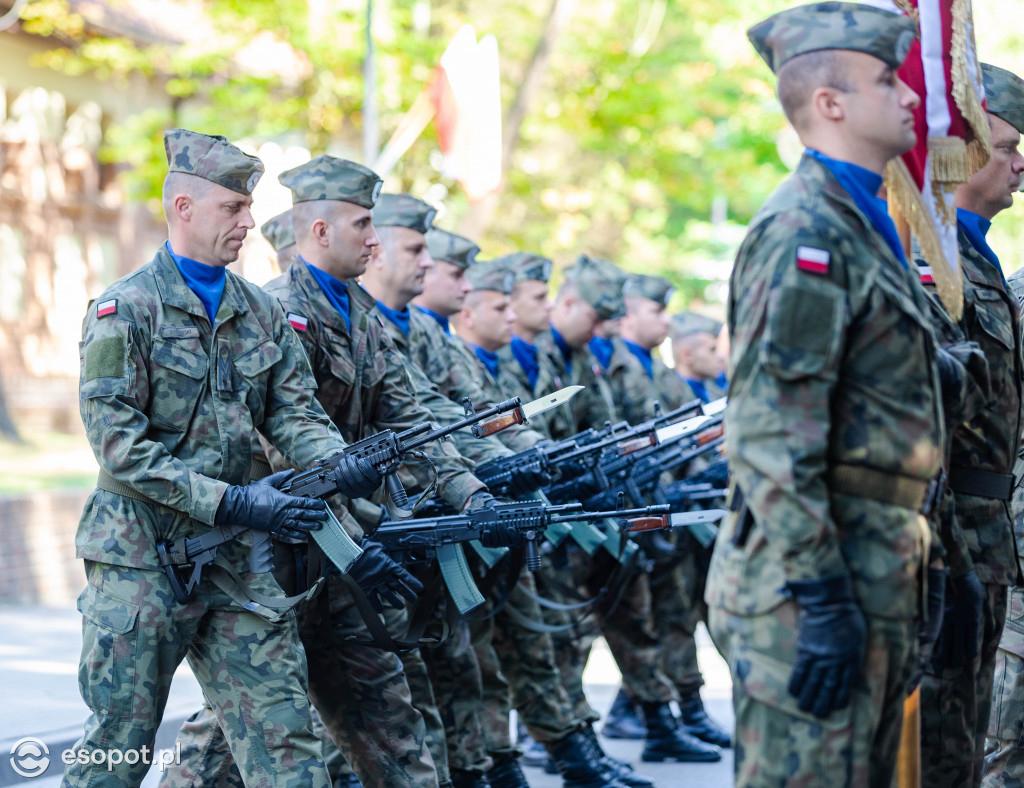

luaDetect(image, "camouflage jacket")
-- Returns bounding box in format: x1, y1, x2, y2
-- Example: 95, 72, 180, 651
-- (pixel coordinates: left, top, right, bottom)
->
532, 328, 618, 440
76, 246, 346, 569
379, 307, 511, 465
604, 337, 696, 425
262, 262, 484, 513
498, 336, 568, 441
706, 154, 945, 621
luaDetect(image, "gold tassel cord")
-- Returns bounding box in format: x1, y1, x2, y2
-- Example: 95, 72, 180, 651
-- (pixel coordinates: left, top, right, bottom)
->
885, 157, 964, 320
950, 0, 991, 174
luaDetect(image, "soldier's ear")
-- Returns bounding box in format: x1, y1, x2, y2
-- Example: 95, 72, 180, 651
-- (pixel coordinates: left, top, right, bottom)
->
172, 193, 192, 222
812, 85, 846, 123
311, 219, 330, 246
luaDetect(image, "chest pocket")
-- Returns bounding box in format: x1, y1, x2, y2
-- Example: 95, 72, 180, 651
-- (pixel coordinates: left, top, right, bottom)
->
971, 288, 1015, 353
149, 337, 208, 432
361, 347, 388, 389
234, 339, 283, 428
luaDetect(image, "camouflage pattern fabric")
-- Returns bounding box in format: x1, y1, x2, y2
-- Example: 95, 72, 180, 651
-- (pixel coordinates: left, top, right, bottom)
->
260, 210, 295, 253
706, 152, 945, 786
496, 251, 552, 283
982, 63, 1024, 134
746, 1, 918, 74
563, 254, 628, 321
623, 274, 674, 306
709, 601, 917, 787
163, 128, 263, 194
427, 228, 479, 270
279, 155, 382, 208
464, 259, 515, 294
373, 192, 437, 232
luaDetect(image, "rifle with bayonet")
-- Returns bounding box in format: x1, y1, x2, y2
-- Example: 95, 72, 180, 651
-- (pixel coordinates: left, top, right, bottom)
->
157, 388, 582, 602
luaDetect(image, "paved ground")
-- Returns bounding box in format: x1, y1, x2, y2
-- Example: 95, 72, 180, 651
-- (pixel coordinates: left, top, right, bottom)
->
0, 604, 734, 787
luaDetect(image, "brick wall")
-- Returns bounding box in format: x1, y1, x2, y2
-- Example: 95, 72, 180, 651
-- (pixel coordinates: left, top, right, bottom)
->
0, 490, 90, 607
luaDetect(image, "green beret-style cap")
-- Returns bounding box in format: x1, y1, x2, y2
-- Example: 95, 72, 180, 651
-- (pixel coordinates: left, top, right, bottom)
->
564, 253, 627, 321
466, 259, 516, 295
260, 209, 295, 252
671, 311, 722, 338
279, 155, 383, 208
373, 193, 437, 234
623, 274, 675, 307
164, 128, 264, 195
748, 2, 917, 75
494, 252, 553, 284
982, 63, 1024, 134
427, 229, 479, 270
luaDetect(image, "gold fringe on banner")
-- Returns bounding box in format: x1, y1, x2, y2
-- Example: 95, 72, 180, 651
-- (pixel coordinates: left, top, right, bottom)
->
928, 136, 970, 183
885, 157, 964, 320
950, 0, 991, 174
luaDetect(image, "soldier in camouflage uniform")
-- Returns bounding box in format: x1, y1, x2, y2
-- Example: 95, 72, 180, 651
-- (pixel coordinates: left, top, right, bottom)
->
704, 6, 952, 785
915, 61, 1024, 788
64, 130, 396, 788
600, 275, 731, 751
260, 209, 297, 272
668, 312, 727, 404
959, 63, 1024, 788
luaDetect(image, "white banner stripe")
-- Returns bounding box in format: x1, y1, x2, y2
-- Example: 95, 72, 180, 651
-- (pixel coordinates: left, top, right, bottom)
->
920, 0, 953, 139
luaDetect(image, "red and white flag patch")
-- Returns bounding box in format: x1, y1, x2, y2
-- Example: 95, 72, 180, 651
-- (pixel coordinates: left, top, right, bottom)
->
288, 313, 308, 332
97, 299, 117, 318
919, 266, 935, 285
796, 246, 830, 275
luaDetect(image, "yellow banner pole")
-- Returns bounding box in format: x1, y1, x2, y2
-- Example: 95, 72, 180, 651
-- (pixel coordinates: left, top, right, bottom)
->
897, 687, 921, 788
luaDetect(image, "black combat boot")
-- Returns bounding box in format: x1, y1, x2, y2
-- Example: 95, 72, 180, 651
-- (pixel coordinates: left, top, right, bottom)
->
450, 769, 491, 788
640, 701, 722, 763
547, 730, 629, 788
581, 724, 654, 787
333, 775, 362, 788
488, 754, 532, 788
678, 690, 732, 748
600, 687, 646, 740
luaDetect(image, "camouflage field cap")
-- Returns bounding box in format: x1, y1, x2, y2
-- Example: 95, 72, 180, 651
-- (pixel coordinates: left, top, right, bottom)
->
671, 311, 723, 338
164, 128, 264, 195
747, 2, 917, 75
427, 228, 479, 269
982, 63, 1024, 134
564, 253, 627, 321
623, 274, 675, 306
260, 209, 295, 252
466, 259, 516, 295
494, 252, 554, 284
279, 155, 382, 208
373, 193, 437, 233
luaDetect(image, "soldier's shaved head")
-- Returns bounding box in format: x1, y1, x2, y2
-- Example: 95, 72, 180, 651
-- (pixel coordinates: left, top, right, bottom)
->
777, 50, 854, 128
161, 172, 213, 219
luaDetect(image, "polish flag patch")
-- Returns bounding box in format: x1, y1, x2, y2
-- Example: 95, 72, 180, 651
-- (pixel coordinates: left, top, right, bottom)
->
919, 266, 935, 285
288, 313, 308, 332
796, 246, 830, 275
96, 299, 117, 318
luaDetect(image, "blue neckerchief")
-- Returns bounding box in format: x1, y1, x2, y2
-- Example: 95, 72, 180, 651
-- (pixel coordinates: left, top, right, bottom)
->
551, 326, 573, 375
957, 208, 1007, 286
303, 259, 351, 333
684, 376, 710, 404
376, 301, 411, 337
471, 344, 500, 378
510, 335, 540, 389
714, 371, 729, 394
622, 339, 654, 379
588, 336, 614, 370
806, 149, 907, 269
166, 241, 226, 324
414, 305, 450, 335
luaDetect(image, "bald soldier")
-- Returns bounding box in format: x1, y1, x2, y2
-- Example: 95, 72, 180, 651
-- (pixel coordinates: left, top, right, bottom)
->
704, 4, 955, 785
65, 130, 389, 788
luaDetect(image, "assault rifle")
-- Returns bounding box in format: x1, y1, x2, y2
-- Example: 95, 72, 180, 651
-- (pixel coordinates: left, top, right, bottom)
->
158, 389, 581, 602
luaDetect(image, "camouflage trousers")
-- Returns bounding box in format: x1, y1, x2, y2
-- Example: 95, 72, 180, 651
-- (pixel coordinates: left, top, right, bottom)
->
922, 582, 1007, 788
649, 532, 714, 698
469, 555, 581, 756
158, 566, 439, 788
63, 560, 329, 788
982, 585, 1024, 788
709, 601, 917, 788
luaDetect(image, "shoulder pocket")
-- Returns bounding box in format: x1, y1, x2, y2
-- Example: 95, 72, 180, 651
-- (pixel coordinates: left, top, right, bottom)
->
760, 286, 846, 381
80, 319, 132, 400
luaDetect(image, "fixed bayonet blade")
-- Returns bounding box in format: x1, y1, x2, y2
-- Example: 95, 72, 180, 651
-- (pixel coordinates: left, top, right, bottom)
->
702, 397, 728, 417
521, 385, 584, 421
654, 414, 712, 444
668, 509, 728, 528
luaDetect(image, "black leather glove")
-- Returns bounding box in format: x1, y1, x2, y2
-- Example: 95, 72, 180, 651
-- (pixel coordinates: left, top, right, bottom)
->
934, 569, 984, 669
908, 565, 948, 692
787, 574, 867, 719
330, 454, 383, 500
347, 540, 424, 613
505, 464, 552, 498
215, 470, 325, 534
